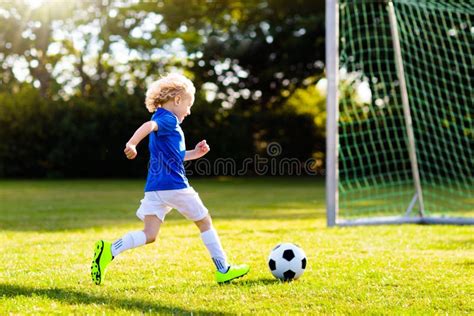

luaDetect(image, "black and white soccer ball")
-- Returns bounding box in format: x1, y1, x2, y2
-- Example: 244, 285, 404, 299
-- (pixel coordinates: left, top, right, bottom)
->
268, 243, 307, 281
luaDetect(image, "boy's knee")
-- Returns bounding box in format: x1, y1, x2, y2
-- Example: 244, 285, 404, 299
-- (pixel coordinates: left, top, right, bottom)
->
195, 214, 212, 232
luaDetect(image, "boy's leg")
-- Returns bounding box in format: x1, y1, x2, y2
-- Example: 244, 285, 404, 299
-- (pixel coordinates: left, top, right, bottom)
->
112, 215, 160, 256
195, 215, 249, 283
163, 188, 249, 282
91, 215, 160, 285
195, 215, 230, 273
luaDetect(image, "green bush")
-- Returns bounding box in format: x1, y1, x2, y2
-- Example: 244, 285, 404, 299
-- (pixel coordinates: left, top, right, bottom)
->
0, 86, 323, 178
0, 87, 149, 177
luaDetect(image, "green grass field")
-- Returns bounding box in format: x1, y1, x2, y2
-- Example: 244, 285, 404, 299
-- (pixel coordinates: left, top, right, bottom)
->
0, 178, 473, 315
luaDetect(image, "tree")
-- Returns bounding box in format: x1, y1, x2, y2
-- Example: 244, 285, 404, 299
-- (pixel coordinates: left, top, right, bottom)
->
0, 0, 327, 177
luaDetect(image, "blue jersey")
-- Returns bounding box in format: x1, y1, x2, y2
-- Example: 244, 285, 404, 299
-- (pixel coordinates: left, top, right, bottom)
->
144, 108, 189, 191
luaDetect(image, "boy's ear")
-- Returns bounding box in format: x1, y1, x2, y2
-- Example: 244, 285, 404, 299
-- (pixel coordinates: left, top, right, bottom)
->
174, 95, 181, 105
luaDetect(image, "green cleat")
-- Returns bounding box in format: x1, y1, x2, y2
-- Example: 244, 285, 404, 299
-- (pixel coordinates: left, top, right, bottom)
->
91, 240, 113, 285
215, 264, 250, 283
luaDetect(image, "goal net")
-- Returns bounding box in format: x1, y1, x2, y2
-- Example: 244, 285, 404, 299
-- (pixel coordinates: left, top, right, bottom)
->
326, 0, 473, 225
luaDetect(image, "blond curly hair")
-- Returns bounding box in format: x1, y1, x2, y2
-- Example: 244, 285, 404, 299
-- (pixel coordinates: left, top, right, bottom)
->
145, 73, 196, 113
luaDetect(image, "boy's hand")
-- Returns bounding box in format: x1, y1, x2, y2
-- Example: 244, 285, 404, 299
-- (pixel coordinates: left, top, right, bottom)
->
124, 143, 137, 159
195, 140, 210, 157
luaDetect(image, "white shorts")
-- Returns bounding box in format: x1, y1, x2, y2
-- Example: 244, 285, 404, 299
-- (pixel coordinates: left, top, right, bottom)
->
136, 187, 208, 222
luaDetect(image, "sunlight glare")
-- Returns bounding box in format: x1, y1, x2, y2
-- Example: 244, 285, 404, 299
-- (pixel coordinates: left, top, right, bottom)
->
25, 0, 44, 10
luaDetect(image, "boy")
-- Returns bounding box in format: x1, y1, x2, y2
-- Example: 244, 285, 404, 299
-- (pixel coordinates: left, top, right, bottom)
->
91, 73, 249, 285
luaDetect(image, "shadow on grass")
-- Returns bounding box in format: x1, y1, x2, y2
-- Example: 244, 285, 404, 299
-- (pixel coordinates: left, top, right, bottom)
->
456, 260, 474, 267
233, 278, 282, 286
0, 208, 322, 232
0, 283, 230, 315
0, 177, 324, 232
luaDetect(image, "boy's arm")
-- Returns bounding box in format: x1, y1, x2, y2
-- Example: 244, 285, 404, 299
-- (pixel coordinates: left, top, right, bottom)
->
184, 150, 200, 161
124, 121, 158, 160
185, 140, 210, 161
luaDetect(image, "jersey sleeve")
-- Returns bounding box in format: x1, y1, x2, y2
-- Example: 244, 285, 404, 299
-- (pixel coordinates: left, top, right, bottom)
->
152, 112, 176, 135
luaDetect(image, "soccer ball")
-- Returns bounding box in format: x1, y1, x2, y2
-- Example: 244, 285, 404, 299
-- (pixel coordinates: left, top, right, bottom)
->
268, 243, 307, 281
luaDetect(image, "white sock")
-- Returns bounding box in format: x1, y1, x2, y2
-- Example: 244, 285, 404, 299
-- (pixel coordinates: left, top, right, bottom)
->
111, 231, 147, 257
200, 228, 229, 273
